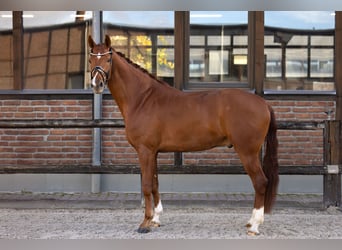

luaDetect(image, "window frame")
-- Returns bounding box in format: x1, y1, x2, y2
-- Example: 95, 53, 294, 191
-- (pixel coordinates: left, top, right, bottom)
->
186, 23, 249, 89
264, 25, 335, 92
1, 11, 340, 98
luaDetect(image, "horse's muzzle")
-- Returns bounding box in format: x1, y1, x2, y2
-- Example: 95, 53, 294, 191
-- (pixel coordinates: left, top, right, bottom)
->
91, 68, 107, 94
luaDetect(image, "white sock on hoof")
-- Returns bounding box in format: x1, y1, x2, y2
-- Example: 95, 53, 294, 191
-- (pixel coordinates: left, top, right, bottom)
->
247, 207, 264, 235
152, 200, 163, 225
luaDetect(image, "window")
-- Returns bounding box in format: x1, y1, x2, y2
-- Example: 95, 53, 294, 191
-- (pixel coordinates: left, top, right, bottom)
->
2, 11, 339, 93
264, 11, 335, 91
0, 11, 92, 90
188, 11, 248, 86
103, 11, 174, 86
23, 11, 91, 90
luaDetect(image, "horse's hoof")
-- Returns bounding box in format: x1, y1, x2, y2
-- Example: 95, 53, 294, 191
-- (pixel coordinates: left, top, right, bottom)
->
247, 230, 260, 236
137, 227, 151, 234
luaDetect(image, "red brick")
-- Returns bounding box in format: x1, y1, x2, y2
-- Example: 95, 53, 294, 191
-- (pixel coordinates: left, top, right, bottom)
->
50, 107, 65, 112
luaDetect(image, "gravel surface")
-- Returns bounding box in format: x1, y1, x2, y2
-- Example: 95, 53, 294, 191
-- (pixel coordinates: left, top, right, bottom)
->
0, 206, 341, 239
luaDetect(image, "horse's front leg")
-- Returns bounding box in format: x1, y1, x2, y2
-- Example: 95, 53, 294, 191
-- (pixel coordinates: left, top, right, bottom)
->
137, 148, 157, 233
151, 165, 163, 227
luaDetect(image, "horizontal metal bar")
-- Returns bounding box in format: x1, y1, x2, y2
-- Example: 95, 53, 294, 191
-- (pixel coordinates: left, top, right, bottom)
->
0, 119, 324, 130
0, 120, 326, 175
0, 165, 325, 175
277, 121, 324, 130
0, 119, 125, 129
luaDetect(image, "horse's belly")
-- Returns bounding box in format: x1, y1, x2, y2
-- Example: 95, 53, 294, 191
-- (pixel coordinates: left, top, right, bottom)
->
159, 133, 230, 152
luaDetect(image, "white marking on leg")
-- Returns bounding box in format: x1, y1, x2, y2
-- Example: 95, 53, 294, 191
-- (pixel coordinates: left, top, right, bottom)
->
152, 200, 163, 225
247, 207, 264, 235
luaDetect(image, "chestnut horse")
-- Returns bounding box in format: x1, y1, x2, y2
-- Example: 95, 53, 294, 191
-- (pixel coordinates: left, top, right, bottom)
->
88, 35, 279, 236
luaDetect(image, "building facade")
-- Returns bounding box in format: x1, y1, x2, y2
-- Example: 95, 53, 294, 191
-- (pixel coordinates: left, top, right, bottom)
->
0, 11, 341, 193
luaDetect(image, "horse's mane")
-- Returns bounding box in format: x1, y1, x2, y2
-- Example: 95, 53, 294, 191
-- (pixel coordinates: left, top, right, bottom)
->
114, 49, 170, 87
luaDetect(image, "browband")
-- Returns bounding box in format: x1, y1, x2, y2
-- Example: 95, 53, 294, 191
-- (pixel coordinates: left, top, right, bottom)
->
89, 49, 113, 57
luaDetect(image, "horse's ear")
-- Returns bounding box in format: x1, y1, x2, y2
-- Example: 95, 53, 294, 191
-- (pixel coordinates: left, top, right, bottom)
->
105, 35, 111, 48
88, 35, 96, 49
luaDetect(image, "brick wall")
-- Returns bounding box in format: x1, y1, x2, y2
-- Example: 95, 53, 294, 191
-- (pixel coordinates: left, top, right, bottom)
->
270, 100, 335, 167
0, 99, 93, 165
0, 96, 336, 169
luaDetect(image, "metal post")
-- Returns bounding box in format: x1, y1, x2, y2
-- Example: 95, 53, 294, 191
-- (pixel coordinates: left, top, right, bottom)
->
91, 11, 102, 193
323, 120, 342, 208
173, 11, 189, 167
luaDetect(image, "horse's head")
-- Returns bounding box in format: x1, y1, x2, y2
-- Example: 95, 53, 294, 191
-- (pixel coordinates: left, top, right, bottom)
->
88, 35, 113, 94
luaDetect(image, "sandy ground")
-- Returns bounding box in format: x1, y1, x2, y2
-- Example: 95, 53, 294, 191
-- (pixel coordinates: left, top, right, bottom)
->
0, 206, 341, 239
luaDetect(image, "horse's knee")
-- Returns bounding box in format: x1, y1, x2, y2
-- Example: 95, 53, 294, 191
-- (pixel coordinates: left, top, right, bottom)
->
142, 183, 153, 196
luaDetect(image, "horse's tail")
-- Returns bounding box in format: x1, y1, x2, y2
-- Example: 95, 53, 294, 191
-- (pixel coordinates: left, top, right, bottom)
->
263, 106, 279, 213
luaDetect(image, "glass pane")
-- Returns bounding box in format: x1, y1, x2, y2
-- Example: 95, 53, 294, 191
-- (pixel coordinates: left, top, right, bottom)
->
189, 11, 248, 84
264, 11, 335, 91
158, 35, 174, 46
157, 48, 174, 77
286, 48, 308, 78
265, 48, 282, 78
189, 48, 205, 78
22, 11, 91, 89
0, 11, 13, 89
233, 35, 248, 45
157, 36, 174, 77
190, 36, 205, 46
208, 36, 230, 46
311, 36, 334, 46
310, 49, 333, 78
103, 11, 174, 84
0, 11, 13, 31
130, 46, 152, 72
209, 50, 229, 75
287, 36, 308, 46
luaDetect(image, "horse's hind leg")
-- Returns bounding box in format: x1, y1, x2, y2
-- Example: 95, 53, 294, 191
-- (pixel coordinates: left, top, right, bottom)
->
238, 152, 268, 235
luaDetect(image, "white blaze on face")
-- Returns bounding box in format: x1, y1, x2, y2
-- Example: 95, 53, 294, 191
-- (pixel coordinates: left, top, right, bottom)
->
97, 53, 101, 60
247, 206, 264, 235
91, 72, 99, 88
152, 200, 163, 225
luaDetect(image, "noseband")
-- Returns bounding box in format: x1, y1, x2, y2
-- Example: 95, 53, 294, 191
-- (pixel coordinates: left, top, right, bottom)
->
89, 49, 113, 86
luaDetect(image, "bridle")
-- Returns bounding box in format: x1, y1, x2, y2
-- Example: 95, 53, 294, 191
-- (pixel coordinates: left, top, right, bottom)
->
89, 49, 113, 87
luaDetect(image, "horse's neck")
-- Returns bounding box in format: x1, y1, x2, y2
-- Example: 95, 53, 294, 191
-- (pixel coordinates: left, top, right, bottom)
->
108, 54, 156, 118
